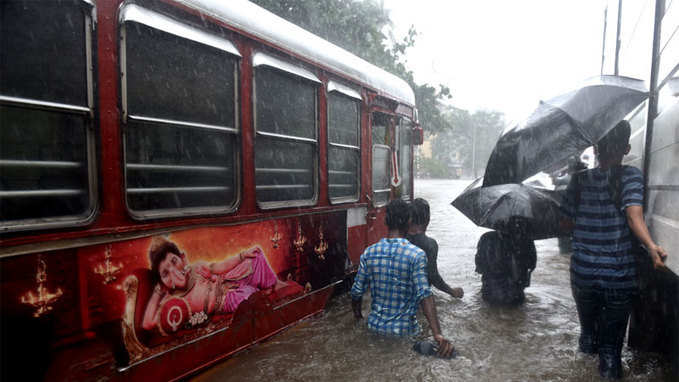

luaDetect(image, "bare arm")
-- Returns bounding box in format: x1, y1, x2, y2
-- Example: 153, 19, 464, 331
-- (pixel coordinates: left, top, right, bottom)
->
559, 217, 574, 235
420, 295, 454, 357
626, 205, 668, 269
142, 285, 166, 330
425, 241, 458, 297
210, 246, 259, 274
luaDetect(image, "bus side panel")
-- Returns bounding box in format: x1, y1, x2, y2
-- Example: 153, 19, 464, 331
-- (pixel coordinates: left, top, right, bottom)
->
647, 100, 679, 273
628, 98, 679, 367
1, 249, 83, 380
346, 207, 368, 266
1, 213, 347, 380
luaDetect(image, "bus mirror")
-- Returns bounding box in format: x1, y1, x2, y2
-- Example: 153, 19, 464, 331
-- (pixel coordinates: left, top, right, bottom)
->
413, 126, 424, 145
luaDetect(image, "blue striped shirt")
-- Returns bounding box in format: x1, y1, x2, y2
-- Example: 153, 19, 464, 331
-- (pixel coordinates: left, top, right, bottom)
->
562, 166, 644, 290
350, 238, 432, 336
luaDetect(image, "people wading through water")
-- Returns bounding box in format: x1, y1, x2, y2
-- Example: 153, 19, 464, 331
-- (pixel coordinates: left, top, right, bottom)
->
560, 120, 669, 380
474, 218, 537, 306
350, 199, 455, 358
407, 198, 464, 299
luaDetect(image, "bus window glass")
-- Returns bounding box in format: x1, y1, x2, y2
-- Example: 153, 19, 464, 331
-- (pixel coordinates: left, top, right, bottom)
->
328, 92, 360, 202
125, 122, 237, 211
256, 69, 316, 139
125, 22, 236, 127
255, 67, 318, 205
255, 137, 315, 202
328, 94, 359, 145
123, 18, 239, 216
0, 0, 88, 106
0, 0, 94, 230
372, 124, 387, 146
399, 120, 412, 200
1, 106, 89, 221
372, 113, 391, 206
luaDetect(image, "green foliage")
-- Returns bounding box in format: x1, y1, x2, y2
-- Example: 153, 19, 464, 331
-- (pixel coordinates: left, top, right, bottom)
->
416, 156, 451, 179
250, 0, 451, 134
432, 107, 505, 178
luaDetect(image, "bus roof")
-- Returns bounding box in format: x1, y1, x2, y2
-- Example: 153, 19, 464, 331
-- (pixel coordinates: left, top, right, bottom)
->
175, 0, 416, 106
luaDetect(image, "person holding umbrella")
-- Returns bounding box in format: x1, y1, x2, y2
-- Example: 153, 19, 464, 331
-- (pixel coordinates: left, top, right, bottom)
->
474, 217, 537, 305
561, 120, 669, 379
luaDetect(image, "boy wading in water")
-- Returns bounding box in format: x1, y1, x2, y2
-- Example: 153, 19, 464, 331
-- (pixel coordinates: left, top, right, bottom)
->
561, 120, 669, 379
351, 199, 455, 358
407, 198, 464, 299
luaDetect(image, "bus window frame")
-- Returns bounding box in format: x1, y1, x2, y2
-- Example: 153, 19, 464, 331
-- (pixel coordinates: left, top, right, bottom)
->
398, 117, 414, 201
327, 80, 362, 204
252, 52, 320, 210
119, 4, 242, 220
371, 111, 393, 208
0, 1, 98, 233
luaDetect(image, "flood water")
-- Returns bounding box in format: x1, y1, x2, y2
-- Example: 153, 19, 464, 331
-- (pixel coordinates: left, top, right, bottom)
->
194, 179, 670, 381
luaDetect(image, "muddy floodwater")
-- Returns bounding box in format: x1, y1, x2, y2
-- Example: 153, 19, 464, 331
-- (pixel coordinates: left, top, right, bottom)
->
194, 179, 670, 381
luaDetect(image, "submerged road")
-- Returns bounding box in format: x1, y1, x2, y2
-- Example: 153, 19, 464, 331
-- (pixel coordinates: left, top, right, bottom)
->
194, 179, 670, 381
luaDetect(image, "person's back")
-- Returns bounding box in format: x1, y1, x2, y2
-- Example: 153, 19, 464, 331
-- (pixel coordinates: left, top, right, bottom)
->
354, 237, 430, 336
567, 166, 642, 291
407, 198, 464, 298
350, 199, 455, 358
475, 230, 535, 305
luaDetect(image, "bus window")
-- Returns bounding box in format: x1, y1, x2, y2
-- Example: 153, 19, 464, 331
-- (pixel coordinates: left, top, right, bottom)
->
253, 53, 319, 207
0, 0, 95, 231
327, 82, 361, 203
120, 5, 240, 218
399, 119, 413, 200
371, 113, 391, 206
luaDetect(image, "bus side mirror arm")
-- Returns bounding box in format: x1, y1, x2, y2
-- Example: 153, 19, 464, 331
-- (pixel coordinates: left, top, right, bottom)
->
413, 125, 424, 145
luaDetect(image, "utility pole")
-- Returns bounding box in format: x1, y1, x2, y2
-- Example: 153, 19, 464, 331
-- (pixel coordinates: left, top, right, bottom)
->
614, 0, 623, 75
601, 6, 608, 75
471, 125, 477, 178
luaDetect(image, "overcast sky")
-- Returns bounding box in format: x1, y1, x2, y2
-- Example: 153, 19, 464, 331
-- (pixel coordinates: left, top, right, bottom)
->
382, 0, 608, 123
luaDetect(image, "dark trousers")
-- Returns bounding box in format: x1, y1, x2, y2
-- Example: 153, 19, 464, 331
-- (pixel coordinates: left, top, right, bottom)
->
572, 284, 635, 377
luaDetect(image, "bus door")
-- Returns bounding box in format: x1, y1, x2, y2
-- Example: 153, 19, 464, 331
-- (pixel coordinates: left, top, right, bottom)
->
367, 112, 395, 245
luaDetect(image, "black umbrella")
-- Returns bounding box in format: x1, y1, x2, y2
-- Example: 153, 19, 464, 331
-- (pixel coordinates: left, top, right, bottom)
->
483, 75, 647, 187
452, 181, 564, 240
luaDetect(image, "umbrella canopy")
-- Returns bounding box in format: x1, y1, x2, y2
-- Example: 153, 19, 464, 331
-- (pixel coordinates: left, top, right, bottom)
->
483, 75, 648, 187
452, 182, 563, 240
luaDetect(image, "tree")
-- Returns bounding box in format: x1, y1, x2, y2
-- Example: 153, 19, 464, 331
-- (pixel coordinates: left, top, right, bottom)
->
250, 0, 452, 134
437, 108, 505, 177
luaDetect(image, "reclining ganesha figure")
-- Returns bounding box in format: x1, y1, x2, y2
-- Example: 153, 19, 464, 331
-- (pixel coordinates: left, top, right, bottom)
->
142, 237, 291, 331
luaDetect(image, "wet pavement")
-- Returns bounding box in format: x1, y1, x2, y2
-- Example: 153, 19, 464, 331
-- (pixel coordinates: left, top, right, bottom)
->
194, 179, 670, 381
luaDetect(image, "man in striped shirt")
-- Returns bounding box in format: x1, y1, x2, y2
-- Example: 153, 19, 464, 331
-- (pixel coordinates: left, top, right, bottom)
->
351, 199, 454, 358
562, 120, 668, 379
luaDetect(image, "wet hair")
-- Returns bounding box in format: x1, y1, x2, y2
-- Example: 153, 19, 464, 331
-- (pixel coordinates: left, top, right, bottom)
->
385, 199, 410, 232
148, 238, 183, 285
410, 198, 430, 228
597, 120, 631, 159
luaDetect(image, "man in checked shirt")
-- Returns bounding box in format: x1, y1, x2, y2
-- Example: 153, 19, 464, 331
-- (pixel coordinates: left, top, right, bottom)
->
351, 199, 455, 357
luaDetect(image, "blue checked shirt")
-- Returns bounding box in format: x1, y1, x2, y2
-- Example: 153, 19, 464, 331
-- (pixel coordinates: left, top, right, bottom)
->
350, 238, 432, 336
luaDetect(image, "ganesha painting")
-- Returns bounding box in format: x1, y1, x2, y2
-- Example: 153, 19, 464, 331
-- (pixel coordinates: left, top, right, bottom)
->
141, 237, 298, 333
118, 222, 313, 362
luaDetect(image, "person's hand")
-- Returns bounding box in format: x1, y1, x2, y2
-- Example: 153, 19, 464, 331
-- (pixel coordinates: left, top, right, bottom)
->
153, 283, 167, 298
450, 287, 464, 299
649, 244, 668, 270
433, 334, 455, 358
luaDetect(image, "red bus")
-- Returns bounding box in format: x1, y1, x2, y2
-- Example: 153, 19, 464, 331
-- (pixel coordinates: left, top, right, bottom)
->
0, 0, 422, 380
